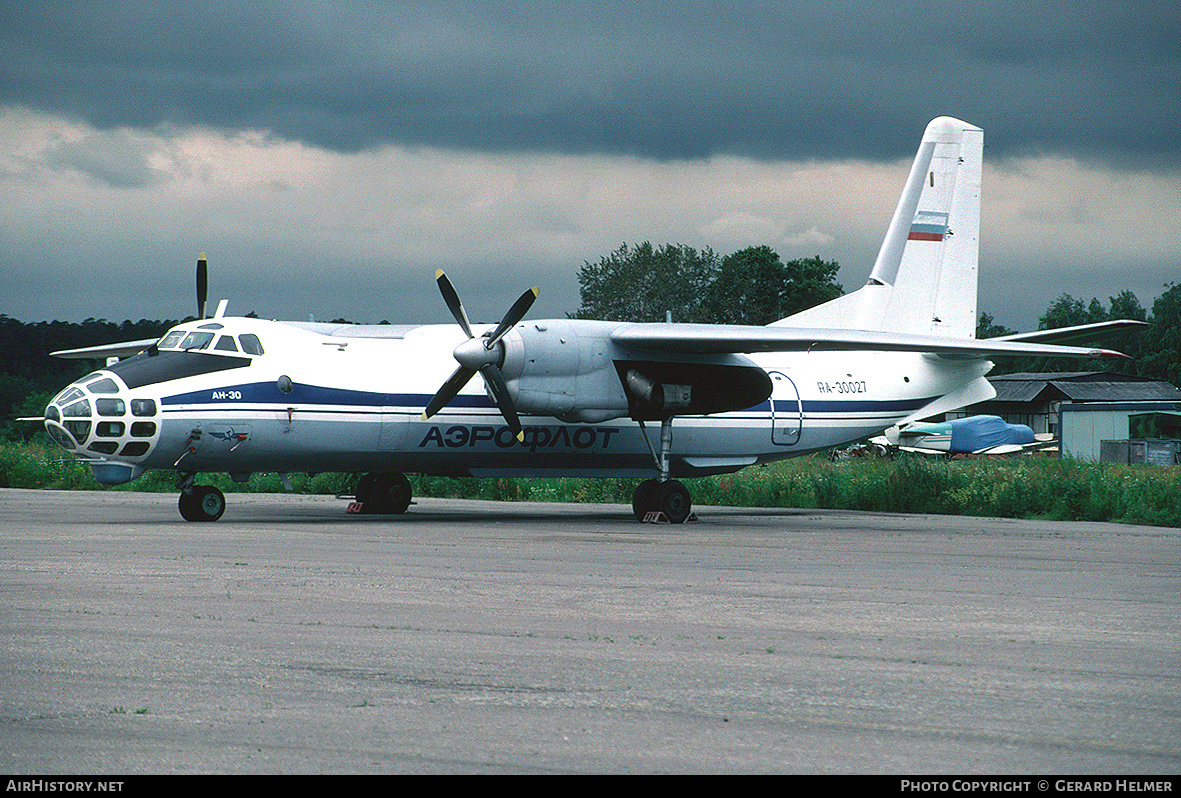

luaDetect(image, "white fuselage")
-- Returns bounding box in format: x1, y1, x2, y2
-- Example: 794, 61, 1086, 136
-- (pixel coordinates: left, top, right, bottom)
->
45, 315, 990, 484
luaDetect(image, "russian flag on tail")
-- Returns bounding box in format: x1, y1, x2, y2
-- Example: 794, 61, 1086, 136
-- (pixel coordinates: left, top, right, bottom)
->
908, 210, 949, 241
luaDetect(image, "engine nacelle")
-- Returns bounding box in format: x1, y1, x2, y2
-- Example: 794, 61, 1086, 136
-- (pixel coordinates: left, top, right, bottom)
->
501, 320, 628, 423
500, 319, 773, 423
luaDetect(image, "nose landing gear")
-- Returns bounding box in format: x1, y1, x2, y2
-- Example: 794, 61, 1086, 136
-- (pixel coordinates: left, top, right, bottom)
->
178, 482, 226, 522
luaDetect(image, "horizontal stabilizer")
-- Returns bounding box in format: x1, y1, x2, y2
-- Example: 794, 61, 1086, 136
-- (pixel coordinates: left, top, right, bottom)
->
991, 320, 1148, 347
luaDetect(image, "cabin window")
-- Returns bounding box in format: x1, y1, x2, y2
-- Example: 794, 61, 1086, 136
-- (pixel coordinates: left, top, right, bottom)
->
239, 334, 264, 355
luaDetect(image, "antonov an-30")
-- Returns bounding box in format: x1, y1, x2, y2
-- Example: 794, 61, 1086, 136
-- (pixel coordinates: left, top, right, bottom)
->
42, 117, 1138, 522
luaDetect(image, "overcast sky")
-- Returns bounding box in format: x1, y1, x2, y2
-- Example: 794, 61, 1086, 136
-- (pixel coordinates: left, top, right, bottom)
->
1, 1, 1178, 332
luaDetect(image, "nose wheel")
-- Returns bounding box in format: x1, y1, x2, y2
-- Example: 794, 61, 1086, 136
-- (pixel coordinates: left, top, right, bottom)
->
178, 484, 226, 522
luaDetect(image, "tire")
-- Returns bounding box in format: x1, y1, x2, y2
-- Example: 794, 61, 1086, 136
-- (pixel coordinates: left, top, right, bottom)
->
632, 478, 658, 521
178, 485, 226, 522
356, 472, 412, 514
655, 480, 692, 524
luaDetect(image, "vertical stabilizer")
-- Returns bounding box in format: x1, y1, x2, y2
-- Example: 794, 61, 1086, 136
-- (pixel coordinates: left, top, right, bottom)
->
777, 117, 982, 338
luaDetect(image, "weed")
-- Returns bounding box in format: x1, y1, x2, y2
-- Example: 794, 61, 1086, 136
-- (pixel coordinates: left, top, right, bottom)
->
3, 440, 1178, 526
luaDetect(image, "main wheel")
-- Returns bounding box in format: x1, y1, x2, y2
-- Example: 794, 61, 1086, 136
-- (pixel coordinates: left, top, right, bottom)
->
178, 485, 226, 522
356, 472, 412, 514
632, 478, 658, 521
655, 480, 692, 524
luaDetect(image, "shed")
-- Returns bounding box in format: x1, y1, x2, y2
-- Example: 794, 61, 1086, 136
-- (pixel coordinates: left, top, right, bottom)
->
1059, 402, 1181, 462
952, 372, 1181, 437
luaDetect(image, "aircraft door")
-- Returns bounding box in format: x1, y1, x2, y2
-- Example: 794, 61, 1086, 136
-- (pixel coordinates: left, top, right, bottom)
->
769, 371, 802, 446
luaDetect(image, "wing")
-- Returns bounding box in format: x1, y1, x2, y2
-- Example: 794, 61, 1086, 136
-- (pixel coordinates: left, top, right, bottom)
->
50, 338, 161, 360
609, 323, 1127, 359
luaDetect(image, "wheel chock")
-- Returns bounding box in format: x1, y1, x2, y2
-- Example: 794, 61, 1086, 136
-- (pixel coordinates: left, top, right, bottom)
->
346, 501, 364, 513
641, 511, 698, 524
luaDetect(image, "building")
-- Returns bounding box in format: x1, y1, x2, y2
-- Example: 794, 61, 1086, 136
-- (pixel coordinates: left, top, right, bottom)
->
1059, 403, 1181, 462
952, 372, 1181, 439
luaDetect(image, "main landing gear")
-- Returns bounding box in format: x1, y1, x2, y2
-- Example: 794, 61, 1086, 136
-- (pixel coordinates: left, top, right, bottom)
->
630, 417, 695, 523
352, 472, 413, 515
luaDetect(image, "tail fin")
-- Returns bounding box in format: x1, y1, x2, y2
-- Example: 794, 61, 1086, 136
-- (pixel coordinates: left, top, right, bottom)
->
777, 116, 982, 338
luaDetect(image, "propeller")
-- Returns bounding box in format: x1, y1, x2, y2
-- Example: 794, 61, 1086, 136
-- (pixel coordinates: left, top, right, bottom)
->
196, 253, 208, 319
423, 270, 539, 441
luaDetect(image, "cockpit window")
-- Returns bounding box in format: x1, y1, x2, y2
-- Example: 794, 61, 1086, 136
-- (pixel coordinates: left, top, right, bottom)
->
214, 335, 239, 352
180, 331, 215, 351
158, 331, 185, 349
239, 334, 264, 355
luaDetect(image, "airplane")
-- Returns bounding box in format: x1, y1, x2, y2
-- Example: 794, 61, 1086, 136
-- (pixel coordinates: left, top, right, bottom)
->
40, 116, 1143, 523
870, 414, 1056, 457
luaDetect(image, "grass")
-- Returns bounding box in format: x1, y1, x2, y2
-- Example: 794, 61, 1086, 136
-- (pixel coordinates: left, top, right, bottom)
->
2, 436, 1179, 527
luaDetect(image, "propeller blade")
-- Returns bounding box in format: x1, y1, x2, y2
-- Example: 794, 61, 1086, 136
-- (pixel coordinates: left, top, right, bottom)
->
423, 365, 477, 420
425, 271, 537, 439
480, 364, 522, 441
196, 253, 208, 320
486, 286, 540, 348
435, 270, 473, 339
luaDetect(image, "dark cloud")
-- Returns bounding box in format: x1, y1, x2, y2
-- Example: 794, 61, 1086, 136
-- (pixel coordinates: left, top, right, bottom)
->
2, 1, 1178, 165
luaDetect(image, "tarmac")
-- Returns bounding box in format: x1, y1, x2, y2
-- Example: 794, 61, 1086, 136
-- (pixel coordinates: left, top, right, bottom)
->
0, 487, 1178, 774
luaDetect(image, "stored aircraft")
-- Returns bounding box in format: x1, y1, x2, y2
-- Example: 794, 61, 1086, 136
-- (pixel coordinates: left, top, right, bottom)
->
871, 414, 1054, 456
42, 117, 1139, 522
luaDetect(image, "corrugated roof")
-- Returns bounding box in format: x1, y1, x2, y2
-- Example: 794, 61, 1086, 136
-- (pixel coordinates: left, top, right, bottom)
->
1059, 381, 1181, 401
990, 380, 1054, 403
986, 372, 1181, 403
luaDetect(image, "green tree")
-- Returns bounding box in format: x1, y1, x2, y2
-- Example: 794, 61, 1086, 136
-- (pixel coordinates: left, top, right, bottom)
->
571, 243, 842, 326
1108, 290, 1148, 323
1038, 293, 1108, 331
571, 242, 721, 323
702, 248, 843, 325
1137, 283, 1181, 387
988, 290, 1152, 376
976, 312, 1016, 340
